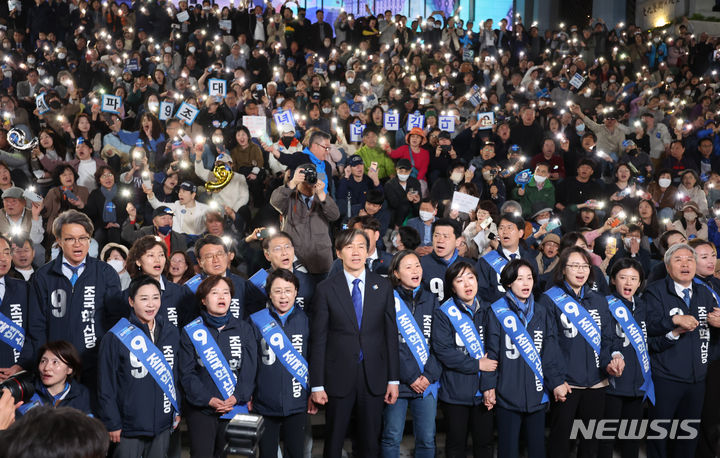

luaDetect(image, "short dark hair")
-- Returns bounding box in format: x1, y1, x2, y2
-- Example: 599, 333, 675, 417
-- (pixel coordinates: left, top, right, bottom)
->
659, 229, 685, 251
553, 246, 595, 286
348, 215, 381, 233
37, 340, 82, 381
0, 407, 109, 458
334, 228, 369, 251
195, 234, 229, 257
388, 250, 420, 288
498, 213, 525, 231
126, 235, 167, 278
365, 189, 385, 205
307, 129, 331, 147
127, 274, 162, 300
265, 268, 299, 292
196, 275, 235, 303
93, 165, 115, 186
559, 232, 589, 253
432, 218, 461, 238
444, 261, 478, 301
500, 259, 537, 290
609, 258, 645, 290
397, 226, 421, 250
262, 231, 294, 250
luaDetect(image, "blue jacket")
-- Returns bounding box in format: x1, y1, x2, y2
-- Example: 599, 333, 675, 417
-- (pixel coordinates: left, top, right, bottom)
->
184, 270, 267, 323
97, 312, 180, 437
250, 306, 309, 417
179, 314, 257, 414
19, 256, 122, 381
476, 247, 539, 303
327, 250, 394, 278
482, 294, 563, 412
394, 286, 442, 399
421, 251, 473, 302
0, 276, 29, 368
645, 277, 715, 383
432, 297, 488, 406
539, 283, 619, 387
695, 274, 720, 361
19, 379, 92, 416
538, 265, 610, 296
405, 217, 434, 247
114, 276, 192, 328
605, 293, 653, 398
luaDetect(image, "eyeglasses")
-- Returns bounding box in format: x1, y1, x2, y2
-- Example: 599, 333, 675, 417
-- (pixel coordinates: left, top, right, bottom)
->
268, 244, 292, 254
62, 236, 91, 245
270, 288, 295, 296
101, 173, 114, 178
201, 251, 227, 261
313, 143, 331, 152
566, 263, 590, 271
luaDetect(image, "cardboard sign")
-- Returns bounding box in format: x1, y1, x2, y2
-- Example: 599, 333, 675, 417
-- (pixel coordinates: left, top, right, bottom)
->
451, 191, 480, 214
406, 112, 424, 131
383, 111, 399, 131
101, 94, 122, 114
243, 116, 267, 137
176, 11, 190, 22
208, 78, 227, 98
438, 115, 455, 133
569, 73, 585, 89
159, 101, 174, 121
350, 122, 366, 142
477, 112, 495, 129
273, 109, 295, 132
175, 101, 199, 125
35, 93, 50, 115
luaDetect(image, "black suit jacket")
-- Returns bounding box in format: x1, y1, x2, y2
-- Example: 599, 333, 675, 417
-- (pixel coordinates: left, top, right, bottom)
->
310, 270, 399, 397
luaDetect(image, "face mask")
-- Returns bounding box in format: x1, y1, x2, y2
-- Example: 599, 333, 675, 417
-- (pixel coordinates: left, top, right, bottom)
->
450, 172, 463, 184
583, 91, 591, 98
329, 64, 336, 72
482, 170, 494, 181
107, 259, 125, 273
212, 136, 223, 144
534, 174, 547, 184
2, 71, 10, 79
381, 104, 389, 111
38, 68, 46, 76
339, 85, 346, 93
609, 78, 616, 83
322, 107, 331, 114
1, 43, 10, 50
483, 69, 490, 75
164, 46, 172, 53
619, 65, 626, 70
276, 97, 284, 105
684, 211, 696, 221
684, 89, 692, 95
346, 77, 355, 84
148, 101, 159, 111
188, 46, 196, 53
27, 57, 36, 65
58, 52, 66, 59
157, 225, 172, 236
658, 177, 672, 188
537, 217, 549, 225
666, 77, 673, 83
397, 173, 410, 181
419, 210, 435, 221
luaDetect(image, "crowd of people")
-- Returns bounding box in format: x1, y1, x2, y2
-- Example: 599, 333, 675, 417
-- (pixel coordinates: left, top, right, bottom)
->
0, 0, 720, 457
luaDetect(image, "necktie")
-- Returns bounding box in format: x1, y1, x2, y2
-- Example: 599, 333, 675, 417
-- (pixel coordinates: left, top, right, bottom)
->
352, 279, 363, 361
683, 288, 691, 308
510, 253, 518, 260
304, 196, 312, 209
366, 258, 374, 272
63, 262, 85, 287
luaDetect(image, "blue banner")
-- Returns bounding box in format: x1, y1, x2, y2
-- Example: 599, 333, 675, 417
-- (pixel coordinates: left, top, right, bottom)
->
440, 299, 484, 396
393, 292, 438, 398
184, 317, 247, 419
694, 278, 720, 307
110, 318, 179, 412
249, 269, 269, 295
482, 250, 508, 292
546, 287, 601, 355
606, 296, 655, 405
250, 309, 308, 390
490, 299, 548, 403
0, 311, 24, 352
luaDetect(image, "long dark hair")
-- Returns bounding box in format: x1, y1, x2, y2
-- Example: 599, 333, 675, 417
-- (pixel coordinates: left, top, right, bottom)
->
443, 261, 478, 302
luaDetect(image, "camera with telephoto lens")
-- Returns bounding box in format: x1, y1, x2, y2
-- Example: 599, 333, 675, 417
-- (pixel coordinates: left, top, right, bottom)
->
303, 168, 318, 185
0, 371, 35, 403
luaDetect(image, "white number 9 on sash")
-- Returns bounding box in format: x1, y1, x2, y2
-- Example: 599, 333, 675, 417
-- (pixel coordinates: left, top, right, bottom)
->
503, 316, 517, 332
193, 329, 208, 345
269, 333, 285, 349
448, 305, 462, 320
564, 302, 579, 316
130, 335, 148, 353
615, 305, 628, 322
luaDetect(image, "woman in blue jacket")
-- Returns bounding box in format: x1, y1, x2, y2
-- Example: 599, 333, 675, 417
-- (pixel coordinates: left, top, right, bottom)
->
250, 268, 315, 458
598, 258, 654, 458
539, 246, 625, 458
482, 259, 564, 458
179, 275, 257, 458
432, 261, 497, 458
17, 340, 91, 416
380, 250, 441, 458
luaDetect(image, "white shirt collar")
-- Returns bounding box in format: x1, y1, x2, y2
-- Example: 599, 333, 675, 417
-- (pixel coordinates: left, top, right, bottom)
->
674, 281, 693, 300
343, 268, 366, 287
502, 247, 520, 259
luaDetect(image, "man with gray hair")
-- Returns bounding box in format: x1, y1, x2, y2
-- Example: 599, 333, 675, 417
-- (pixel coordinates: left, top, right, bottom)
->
10, 210, 121, 401
644, 243, 720, 458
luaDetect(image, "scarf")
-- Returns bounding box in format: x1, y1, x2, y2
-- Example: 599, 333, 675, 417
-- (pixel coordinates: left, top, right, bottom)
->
100, 185, 118, 223
201, 309, 230, 329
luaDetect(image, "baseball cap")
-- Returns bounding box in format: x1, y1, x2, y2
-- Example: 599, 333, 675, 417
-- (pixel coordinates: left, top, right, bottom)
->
152, 206, 174, 218
179, 182, 197, 193
348, 155, 364, 167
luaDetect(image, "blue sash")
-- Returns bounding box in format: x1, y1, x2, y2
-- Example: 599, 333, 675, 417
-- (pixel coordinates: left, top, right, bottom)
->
184, 318, 248, 419
694, 278, 720, 307
482, 250, 508, 276
185, 274, 202, 293
606, 296, 656, 405
490, 299, 548, 403
110, 318, 179, 412
250, 309, 308, 390
0, 311, 24, 351
440, 299, 484, 396
393, 291, 439, 398
546, 286, 601, 354
249, 269, 269, 295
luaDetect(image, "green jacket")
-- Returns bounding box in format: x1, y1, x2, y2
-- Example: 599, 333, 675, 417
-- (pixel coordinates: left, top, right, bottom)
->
511, 178, 556, 218
354, 146, 396, 180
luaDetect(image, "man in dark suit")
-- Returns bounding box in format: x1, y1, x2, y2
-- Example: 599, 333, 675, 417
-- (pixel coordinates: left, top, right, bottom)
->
120, 205, 187, 254
310, 229, 400, 458
310, 10, 334, 50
